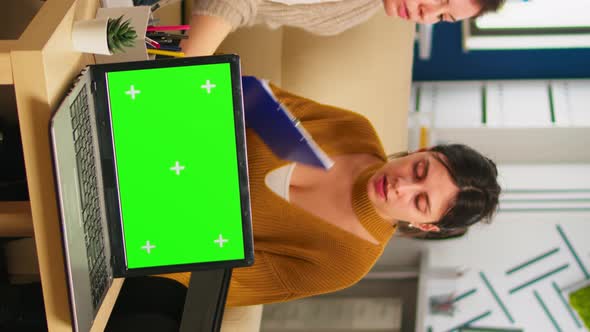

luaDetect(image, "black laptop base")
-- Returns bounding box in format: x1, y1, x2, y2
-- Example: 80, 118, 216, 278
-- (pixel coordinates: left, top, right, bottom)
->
105, 268, 231, 332
179, 268, 232, 332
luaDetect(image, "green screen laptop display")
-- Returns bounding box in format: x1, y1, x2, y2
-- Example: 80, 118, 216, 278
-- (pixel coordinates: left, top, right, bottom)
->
105, 63, 245, 269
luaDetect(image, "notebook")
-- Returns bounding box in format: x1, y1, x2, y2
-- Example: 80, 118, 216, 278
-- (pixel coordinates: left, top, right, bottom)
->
241, 76, 334, 170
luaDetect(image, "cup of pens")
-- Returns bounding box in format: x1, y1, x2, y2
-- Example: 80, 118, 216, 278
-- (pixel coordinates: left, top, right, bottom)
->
145, 0, 187, 57
145, 24, 189, 58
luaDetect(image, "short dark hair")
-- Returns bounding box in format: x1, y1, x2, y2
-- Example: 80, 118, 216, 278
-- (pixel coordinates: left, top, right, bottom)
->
475, 0, 506, 17
432, 144, 500, 228
399, 144, 501, 240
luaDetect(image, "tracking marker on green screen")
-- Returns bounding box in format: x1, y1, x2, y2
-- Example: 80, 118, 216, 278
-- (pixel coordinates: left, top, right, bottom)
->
106, 62, 246, 269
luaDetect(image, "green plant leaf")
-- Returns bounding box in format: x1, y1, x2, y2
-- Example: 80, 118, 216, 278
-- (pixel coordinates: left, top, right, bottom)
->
570, 286, 590, 329
106, 15, 137, 54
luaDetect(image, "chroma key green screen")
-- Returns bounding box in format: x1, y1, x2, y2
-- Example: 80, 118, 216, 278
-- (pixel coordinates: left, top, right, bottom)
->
106, 63, 245, 269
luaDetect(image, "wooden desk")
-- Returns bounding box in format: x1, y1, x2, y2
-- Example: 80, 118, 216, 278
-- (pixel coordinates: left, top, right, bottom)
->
1, 1, 123, 330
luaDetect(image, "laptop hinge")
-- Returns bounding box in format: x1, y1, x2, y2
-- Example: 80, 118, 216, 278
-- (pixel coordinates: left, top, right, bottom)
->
179, 269, 232, 332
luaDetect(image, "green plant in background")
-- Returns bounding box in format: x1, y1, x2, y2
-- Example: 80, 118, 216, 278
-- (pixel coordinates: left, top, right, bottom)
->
107, 15, 137, 54
570, 285, 590, 329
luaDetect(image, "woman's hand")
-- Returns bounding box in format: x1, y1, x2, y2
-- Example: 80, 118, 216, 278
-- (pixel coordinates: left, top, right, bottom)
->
180, 14, 232, 56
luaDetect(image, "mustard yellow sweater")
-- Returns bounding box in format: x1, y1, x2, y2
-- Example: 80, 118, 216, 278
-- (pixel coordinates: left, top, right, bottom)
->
162, 85, 396, 306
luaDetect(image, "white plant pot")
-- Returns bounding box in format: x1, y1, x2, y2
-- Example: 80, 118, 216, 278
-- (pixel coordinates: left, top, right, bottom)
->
72, 17, 112, 55
94, 6, 151, 64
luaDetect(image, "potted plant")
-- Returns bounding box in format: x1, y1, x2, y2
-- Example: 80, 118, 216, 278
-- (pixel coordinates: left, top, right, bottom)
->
106, 15, 137, 54
570, 283, 590, 329
72, 15, 137, 55
560, 279, 590, 329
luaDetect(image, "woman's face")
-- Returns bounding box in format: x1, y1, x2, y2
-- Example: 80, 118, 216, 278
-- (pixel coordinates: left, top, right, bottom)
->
367, 151, 459, 231
382, 0, 482, 24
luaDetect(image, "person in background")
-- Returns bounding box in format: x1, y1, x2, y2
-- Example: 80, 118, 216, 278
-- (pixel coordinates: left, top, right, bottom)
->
182, 0, 506, 55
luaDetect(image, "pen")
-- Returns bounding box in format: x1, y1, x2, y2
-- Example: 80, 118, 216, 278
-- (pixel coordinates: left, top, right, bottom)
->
144, 36, 160, 49
164, 33, 188, 39
147, 49, 185, 57
147, 18, 160, 25
148, 38, 175, 44
147, 44, 181, 52
147, 25, 190, 32
419, 126, 429, 149
146, 32, 188, 39
150, 3, 161, 12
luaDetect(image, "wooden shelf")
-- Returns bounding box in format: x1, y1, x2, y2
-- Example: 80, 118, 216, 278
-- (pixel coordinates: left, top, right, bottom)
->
0, 48, 14, 84
4, 1, 101, 330
0, 1, 181, 330
0, 201, 33, 237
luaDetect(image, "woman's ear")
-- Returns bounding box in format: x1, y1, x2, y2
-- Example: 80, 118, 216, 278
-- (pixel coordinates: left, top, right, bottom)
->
416, 223, 440, 233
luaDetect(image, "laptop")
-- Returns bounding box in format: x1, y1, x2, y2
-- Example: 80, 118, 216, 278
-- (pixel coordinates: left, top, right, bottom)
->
49, 54, 254, 332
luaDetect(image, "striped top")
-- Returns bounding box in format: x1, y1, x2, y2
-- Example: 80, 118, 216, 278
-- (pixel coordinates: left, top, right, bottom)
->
192, 0, 382, 36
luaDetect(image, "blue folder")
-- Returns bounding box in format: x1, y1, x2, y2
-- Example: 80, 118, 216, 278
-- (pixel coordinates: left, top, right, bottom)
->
242, 76, 334, 170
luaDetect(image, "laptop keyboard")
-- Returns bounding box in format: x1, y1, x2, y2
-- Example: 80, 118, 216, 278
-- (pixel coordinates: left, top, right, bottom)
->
70, 86, 109, 310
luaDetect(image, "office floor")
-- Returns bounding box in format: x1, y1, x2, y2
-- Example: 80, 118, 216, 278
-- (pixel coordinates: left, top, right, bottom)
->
261, 278, 418, 332
328, 278, 418, 332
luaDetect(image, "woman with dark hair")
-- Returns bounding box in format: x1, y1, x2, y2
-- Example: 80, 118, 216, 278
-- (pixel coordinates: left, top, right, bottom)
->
182, 0, 506, 55
107, 82, 500, 331
392, 144, 501, 240
159, 83, 501, 306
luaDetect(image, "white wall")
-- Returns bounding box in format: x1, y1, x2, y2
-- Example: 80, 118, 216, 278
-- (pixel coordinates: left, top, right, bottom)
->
476, 0, 590, 29
408, 79, 590, 163
499, 163, 590, 190
402, 163, 590, 331
378, 163, 590, 268
423, 211, 589, 332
